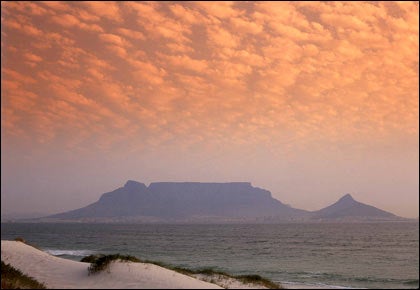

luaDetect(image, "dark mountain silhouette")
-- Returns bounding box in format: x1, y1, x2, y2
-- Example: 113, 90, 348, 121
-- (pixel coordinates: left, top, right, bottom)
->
312, 193, 398, 220
44, 180, 309, 222
40, 181, 404, 223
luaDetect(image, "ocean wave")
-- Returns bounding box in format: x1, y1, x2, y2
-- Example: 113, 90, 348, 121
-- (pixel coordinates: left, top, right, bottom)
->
291, 270, 341, 279
283, 270, 418, 288
44, 249, 95, 257
280, 281, 362, 289
352, 276, 417, 284
403, 279, 419, 286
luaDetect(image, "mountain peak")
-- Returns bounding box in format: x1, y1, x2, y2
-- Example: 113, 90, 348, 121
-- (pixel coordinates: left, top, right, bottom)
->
124, 180, 146, 190
43, 183, 400, 222
45, 181, 307, 221
339, 193, 355, 202
313, 192, 398, 220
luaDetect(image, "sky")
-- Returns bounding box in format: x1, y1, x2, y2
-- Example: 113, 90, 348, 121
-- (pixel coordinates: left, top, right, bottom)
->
1, 1, 419, 218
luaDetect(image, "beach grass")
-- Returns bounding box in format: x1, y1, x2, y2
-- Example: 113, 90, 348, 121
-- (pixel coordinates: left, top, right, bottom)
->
13, 237, 42, 250
13, 237, 26, 243
4, 238, 283, 289
84, 254, 141, 275
1, 261, 46, 289
81, 254, 282, 288
236, 274, 281, 289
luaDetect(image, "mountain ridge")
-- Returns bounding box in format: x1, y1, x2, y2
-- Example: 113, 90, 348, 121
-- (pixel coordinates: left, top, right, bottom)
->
37, 180, 405, 223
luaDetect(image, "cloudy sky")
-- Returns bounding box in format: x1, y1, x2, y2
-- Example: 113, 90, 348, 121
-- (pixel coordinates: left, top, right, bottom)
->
1, 1, 418, 218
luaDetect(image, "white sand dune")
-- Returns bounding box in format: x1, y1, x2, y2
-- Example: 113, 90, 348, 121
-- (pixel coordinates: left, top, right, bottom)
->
1, 240, 222, 289
2, 240, 344, 289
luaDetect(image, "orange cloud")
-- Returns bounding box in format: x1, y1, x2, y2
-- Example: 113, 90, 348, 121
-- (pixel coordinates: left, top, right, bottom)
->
24, 52, 42, 62
39, 1, 71, 12
82, 2, 122, 22
3, 16, 43, 37
169, 4, 202, 24
230, 16, 263, 35
2, 68, 36, 85
207, 26, 239, 48
128, 59, 167, 85
115, 28, 145, 40
194, 2, 239, 19
51, 13, 103, 32
1, 1, 418, 152
99, 33, 129, 47
76, 9, 101, 23
320, 12, 370, 31
157, 53, 209, 73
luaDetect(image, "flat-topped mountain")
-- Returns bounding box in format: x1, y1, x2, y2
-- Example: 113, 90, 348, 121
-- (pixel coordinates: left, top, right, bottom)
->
45, 181, 309, 222
40, 181, 404, 223
312, 193, 398, 221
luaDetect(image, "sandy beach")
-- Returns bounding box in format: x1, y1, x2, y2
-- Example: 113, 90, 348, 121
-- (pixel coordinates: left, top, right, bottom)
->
1, 240, 354, 289
1, 240, 225, 289
1, 240, 285, 289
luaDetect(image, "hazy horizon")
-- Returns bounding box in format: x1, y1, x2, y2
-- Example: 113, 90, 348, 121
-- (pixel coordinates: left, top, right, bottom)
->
1, 2, 419, 219
1, 180, 416, 220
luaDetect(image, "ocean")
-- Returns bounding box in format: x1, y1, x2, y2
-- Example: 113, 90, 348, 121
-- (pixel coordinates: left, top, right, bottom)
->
1, 222, 418, 289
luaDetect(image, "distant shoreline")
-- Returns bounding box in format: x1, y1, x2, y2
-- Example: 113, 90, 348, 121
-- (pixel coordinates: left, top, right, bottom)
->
2, 218, 417, 224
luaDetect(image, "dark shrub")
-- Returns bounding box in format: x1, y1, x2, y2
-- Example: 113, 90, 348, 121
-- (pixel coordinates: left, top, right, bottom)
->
1, 261, 46, 289
86, 254, 140, 275
80, 254, 105, 263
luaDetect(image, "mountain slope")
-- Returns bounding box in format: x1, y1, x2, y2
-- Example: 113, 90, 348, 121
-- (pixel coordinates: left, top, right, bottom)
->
45, 180, 309, 222
312, 194, 397, 220
42, 183, 403, 223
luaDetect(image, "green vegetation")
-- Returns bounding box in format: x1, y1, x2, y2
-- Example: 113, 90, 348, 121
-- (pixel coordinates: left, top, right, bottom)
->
13, 237, 41, 250
80, 254, 105, 263
13, 237, 26, 243
83, 254, 140, 275
182, 267, 281, 289
81, 254, 282, 288
236, 274, 281, 289
1, 261, 46, 289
